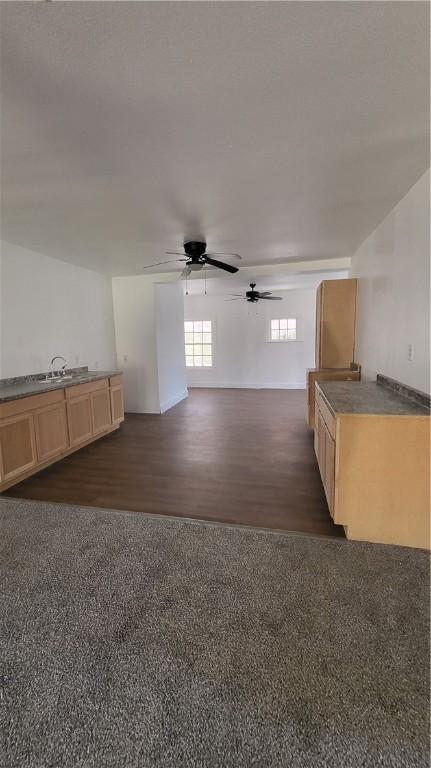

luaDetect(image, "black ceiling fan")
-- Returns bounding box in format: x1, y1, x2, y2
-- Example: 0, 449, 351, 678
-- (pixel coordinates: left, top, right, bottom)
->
227, 283, 283, 303
142, 241, 241, 276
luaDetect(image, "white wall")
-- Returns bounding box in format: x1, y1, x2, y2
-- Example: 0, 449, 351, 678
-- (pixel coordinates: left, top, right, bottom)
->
155, 283, 187, 413
0, 240, 116, 378
112, 273, 187, 413
350, 170, 430, 393
185, 289, 316, 389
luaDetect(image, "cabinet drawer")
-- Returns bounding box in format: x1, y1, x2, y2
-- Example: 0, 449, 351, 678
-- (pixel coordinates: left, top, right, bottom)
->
65, 378, 108, 399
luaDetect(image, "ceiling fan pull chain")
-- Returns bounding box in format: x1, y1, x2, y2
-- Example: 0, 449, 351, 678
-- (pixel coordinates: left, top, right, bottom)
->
204, 265, 207, 296
185, 273, 188, 296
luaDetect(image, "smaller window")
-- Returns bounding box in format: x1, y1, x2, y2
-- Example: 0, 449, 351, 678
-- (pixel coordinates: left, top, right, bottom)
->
270, 318, 297, 341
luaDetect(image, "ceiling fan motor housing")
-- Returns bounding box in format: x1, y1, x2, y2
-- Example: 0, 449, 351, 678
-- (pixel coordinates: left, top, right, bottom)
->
184, 241, 207, 260
246, 283, 259, 301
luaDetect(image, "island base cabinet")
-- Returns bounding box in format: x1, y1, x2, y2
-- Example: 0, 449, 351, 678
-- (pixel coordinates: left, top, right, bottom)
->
0, 414, 37, 483
315, 384, 430, 549
334, 416, 430, 549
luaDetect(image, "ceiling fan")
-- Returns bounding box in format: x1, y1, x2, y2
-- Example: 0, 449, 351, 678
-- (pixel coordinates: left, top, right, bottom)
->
142, 241, 241, 276
227, 283, 283, 303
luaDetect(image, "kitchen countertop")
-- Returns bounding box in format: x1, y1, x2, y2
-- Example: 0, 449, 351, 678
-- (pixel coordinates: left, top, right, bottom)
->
316, 379, 430, 416
0, 370, 122, 404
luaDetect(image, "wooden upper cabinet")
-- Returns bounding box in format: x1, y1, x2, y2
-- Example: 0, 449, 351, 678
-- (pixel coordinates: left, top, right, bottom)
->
0, 413, 37, 482
66, 395, 93, 447
34, 402, 69, 463
315, 279, 357, 368
91, 389, 112, 434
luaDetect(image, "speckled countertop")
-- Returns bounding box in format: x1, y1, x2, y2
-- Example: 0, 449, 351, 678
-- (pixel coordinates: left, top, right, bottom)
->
317, 379, 430, 416
0, 370, 122, 404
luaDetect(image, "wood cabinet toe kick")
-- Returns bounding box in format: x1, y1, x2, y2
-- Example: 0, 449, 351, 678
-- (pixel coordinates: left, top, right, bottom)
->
0, 375, 124, 491
314, 384, 430, 550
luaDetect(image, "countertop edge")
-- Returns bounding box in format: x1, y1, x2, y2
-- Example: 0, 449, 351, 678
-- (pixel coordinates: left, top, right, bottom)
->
0, 371, 123, 404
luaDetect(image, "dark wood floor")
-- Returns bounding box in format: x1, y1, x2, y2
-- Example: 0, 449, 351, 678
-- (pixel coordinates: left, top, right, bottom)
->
6, 389, 343, 537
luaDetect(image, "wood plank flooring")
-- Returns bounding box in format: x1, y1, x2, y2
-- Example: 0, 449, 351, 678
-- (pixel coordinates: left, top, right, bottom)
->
6, 388, 344, 537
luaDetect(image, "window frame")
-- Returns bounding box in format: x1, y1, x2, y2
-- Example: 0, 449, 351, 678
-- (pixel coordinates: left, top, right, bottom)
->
268, 317, 298, 343
184, 319, 214, 368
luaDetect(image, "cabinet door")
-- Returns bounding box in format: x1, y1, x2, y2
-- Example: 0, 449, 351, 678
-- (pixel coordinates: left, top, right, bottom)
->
316, 409, 326, 473
0, 414, 37, 482
324, 426, 335, 517
110, 385, 124, 425
34, 402, 69, 462
67, 395, 93, 447
91, 389, 112, 434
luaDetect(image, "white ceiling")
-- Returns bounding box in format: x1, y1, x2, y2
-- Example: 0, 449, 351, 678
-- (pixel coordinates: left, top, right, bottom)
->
1, 2, 429, 276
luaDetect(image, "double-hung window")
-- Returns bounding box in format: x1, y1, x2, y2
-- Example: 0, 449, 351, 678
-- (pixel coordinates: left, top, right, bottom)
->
184, 321, 213, 367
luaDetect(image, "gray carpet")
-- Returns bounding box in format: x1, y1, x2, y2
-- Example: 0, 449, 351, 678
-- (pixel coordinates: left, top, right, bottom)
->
0, 498, 429, 768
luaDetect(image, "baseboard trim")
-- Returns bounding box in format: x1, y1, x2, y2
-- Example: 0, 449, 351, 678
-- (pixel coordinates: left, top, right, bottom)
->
160, 388, 189, 413
187, 382, 306, 390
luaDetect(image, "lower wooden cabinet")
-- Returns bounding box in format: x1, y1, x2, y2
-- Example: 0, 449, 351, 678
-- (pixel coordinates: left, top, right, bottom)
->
91, 389, 112, 434
0, 413, 37, 483
314, 382, 430, 549
110, 384, 124, 425
34, 402, 69, 462
0, 374, 124, 491
67, 395, 93, 447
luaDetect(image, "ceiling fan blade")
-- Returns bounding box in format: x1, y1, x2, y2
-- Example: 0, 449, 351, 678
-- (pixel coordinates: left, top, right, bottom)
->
165, 251, 187, 256
142, 259, 187, 269
181, 266, 192, 277
259, 295, 283, 300
224, 297, 244, 301
204, 252, 242, 260
256, 291, 272, 297
203, 256, 238, 274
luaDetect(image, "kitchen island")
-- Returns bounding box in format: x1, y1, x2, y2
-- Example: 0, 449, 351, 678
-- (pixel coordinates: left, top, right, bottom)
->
0, 367, 124, 491
314, 374, 430, 549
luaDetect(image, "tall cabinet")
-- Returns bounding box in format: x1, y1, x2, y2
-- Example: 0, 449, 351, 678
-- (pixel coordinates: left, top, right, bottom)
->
315, 278, 357, 369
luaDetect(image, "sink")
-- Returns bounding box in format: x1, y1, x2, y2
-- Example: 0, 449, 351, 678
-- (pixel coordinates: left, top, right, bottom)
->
36, 376, 72, 384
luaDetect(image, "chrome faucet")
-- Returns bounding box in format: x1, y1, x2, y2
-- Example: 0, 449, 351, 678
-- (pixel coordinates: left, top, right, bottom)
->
50, 356, 68, 378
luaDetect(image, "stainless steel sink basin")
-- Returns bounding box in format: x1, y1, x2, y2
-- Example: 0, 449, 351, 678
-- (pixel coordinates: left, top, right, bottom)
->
35, 374, 92, 386
36, 375, 73, 384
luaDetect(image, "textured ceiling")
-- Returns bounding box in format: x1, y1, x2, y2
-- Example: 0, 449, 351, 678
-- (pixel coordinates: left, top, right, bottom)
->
1, 1, 429, 276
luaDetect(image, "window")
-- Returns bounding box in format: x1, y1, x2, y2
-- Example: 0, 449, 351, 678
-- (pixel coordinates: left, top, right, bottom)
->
184, 320, 213, 367
270, 318, 297, 341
